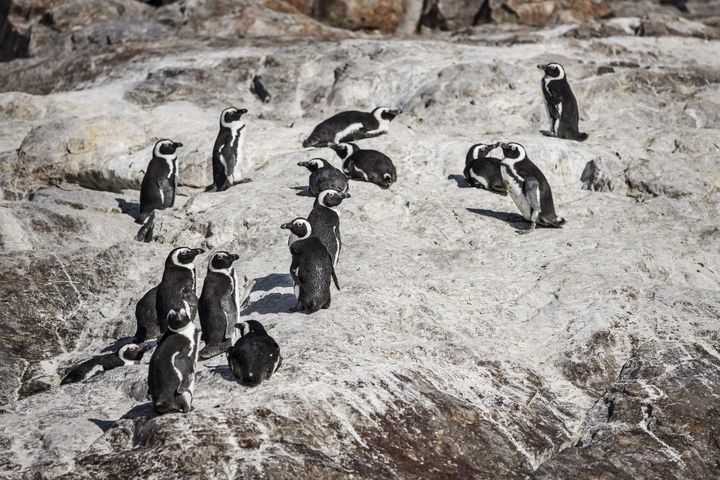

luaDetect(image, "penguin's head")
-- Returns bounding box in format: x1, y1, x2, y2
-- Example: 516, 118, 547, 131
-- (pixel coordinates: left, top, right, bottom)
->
235, 320, 267, 337
167, 247, 205, 269
209, 251, 239, 271
537, 63, 566, 80
499, 142, 527, 162
280, 217, 311, 239
167, 307, 192, 331
471, 142, 499, 159
118, 343, 153, 364
220, 107, 248, 128
373, 107, 402, 121
153, 139, 183, 158
297, 158, 327, 172
317, 189, 350, 208
328, 143, 356, 160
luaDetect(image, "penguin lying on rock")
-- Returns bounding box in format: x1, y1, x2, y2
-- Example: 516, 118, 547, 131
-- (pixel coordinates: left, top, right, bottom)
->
227, 320, 282, 387
61, 343, 153, 385
303, 107, 401, 148
329, 143, 397, 189
298, 158, 348, 197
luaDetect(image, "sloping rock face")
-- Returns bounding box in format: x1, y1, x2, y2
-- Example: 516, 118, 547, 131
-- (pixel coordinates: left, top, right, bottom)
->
1, 2, 720, 479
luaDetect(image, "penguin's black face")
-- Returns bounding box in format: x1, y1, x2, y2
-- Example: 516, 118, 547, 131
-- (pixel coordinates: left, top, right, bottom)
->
236, 320, 266, 337
210, 251, 239, 270
168, 247, 205, 267
281, 218, 310, 238
500, 142, 526, 160
167, 308, 191, 331
297, 158, 326, 172
119, 343, 153, 362
155, 139, 183, 157
319, 190, 351, 208
476, 142, 498, 156
537, 63, 564, 79
376, 107, 401, 121
222, 107, 247, 125
329, 143, 348, 158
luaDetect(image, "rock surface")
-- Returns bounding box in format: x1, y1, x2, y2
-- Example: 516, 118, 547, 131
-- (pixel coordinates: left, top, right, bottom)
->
1, 1, 720, 479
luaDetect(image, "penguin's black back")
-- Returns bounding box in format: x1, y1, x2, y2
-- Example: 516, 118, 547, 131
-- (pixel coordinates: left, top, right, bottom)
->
309, 165, 348, 197
463, 153, 505, 193
148, 331, 194, 409
139, 157, 175, 220
228, 331, 281, 386
345, 149, 397, 188
290, 237, 333, 313
307, 203, 341, 265
544, 78, 583, 140
514, 157, 559, 221
303, 111, 376, 147
134, 286, 159, 342
61, 353, 124, 385
156, 269, 197, 333
198, 271, 235, 345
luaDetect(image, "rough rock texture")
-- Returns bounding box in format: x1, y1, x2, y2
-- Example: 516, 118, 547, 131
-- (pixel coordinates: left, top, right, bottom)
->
1, 2, 720, 479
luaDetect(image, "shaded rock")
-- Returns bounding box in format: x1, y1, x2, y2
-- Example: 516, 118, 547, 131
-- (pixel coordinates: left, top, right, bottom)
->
580, 158, 614, 192
313, 0, 408, 33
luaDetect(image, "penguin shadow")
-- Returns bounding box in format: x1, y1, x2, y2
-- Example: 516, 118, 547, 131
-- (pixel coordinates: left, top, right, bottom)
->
467, 208, 529, 230
448, 174, 472, 188
240, 273, 296, 315
208, 364, 236, 382
88, 402, 157, 433
291, 185, 312, 197
116, 198, 140, 221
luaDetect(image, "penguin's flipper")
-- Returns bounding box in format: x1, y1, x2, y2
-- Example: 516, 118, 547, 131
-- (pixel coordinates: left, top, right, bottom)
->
175, 348, 195, 395
519, 177, 541, 235
332, 269, 340, 291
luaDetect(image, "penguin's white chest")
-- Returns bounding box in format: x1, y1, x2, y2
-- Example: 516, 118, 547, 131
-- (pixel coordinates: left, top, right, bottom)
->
501, 166, 532, 221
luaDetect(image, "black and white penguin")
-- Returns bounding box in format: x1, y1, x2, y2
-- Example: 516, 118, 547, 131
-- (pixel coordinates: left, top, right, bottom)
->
206, 107, 249, 192
280, 218, 337, 313
329, 142, 397, 189
302, 107, 401, 148
297, 158, 348, 197
307, 189, 350, 268
209, 107, 249, 192
463, 142, 506, 194
148, 308, 200, 414
198, 251, 242, 360
61, 343, 152, 385
138, 139, 183, 223
537, 63, 588, 141
227, 320, 282, 386
156, 247, 204, 335
499, 142, 566, 232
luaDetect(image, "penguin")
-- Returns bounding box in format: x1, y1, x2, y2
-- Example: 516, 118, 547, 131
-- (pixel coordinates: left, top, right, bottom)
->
463, 142, 506, 194
61, 343, 152, 385
138, 139, 183, 223
156, 247, 204, 335
227, 320, 282, 386
198, 251, 243, 360
499, 142, 565, 232
209, 107, 249, 192
148, 308, 200, 414
537, 63, 588, 141
302, 107, 401, 148
280, 218, 338, 313
250, 76, 271, 103
307, 189, 350, 268
133, 285, 159, 343
297, 158, 348, 197
328, 142, 397, 189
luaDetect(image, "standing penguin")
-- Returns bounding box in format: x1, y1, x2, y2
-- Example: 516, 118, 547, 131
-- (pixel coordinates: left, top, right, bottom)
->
499, 142, 565, 232
537, 63, 588, 141
329, 143, 397, 189
307, 189, 350, 268
280, 218, 337, 313
133, 285, 159, 343
148, 308, 200, 414
227, 320, 282, 386
303, 107, 401, 148
298, 158, 348, 197
463, 142, 506, 194
156, 247, 204, 334
198, 251, 245, 360
61, 343, 152, 385
138, 139, 183, 223
209, 107, 249, 192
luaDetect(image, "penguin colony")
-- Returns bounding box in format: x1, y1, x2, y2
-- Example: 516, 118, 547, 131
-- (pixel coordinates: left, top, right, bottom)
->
62, 63, 585, 414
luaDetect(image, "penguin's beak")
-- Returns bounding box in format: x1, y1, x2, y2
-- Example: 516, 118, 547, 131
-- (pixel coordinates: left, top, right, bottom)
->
173, 142, 183, 149
297, 161, 309, 167
280, 223, 291, 229
190, 248, 205, 257
238, 108, 248, 115
388, 109, 402, 117
537, 64, 547, 72
229, 254, 240, 262
340, 192, 351, 199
